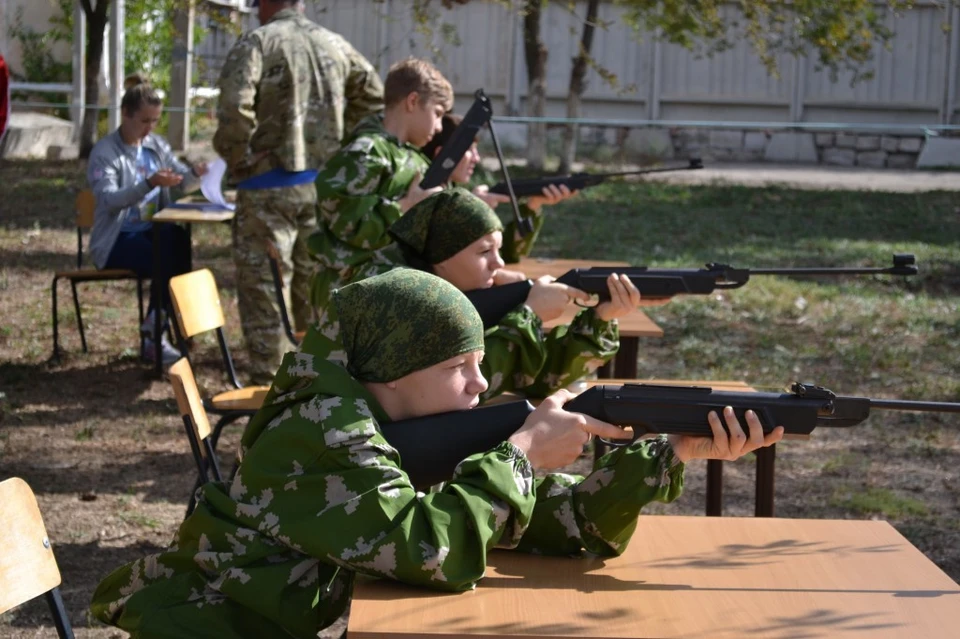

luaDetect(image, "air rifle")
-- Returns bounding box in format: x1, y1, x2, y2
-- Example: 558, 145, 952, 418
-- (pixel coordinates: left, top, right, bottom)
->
464, 253, 917, 327
379, 382, 960, 489
488, 158, 704, 197
418, 89, 534, 236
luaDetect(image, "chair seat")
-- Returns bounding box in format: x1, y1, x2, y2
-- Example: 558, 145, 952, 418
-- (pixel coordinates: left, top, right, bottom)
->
54, 268, 139, 281
209, 386, 270, 412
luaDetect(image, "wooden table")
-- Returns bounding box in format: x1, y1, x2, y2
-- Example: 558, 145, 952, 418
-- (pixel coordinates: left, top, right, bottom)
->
515, 257, 664, 378
150, 195, 235, 376
583, 379, 777, 518
349, 515, 960, 638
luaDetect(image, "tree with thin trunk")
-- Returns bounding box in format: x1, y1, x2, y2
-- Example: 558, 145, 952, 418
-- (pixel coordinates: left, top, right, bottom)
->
522, 0, 548, 171
78, 0, 112, 159
559, 0, 600, 174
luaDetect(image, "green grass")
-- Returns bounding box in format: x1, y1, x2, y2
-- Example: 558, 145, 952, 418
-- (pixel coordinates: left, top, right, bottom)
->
830, 486, 930, 518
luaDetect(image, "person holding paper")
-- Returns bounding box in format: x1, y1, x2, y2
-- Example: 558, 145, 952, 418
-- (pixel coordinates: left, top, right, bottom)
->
214, 0, 384, 385
87, 74, 209, 366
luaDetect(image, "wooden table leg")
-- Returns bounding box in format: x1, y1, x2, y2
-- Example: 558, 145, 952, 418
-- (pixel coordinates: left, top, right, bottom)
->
706, 459, 723, 516
613, 337, 640, 379
755, 444, 776, 517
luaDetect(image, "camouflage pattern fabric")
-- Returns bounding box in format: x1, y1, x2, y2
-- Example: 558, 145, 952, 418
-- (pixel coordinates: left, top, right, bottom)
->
389, 188, 503, 264
481, 305, 619, 402
215, 7, 383, 385
233, 182, 317, 385
333, 268, 484, 383
213, 8, 383, 181
90, 326, 683, 638
500, 204, 546, 264
308, 114, 430, 316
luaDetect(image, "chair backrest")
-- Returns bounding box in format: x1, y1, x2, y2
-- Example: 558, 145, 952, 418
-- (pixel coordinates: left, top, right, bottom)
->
169, 269, 226, 339
75, 190, 96, 229
169, 358, 222, 484
0, 478, 64, 616
169, 357, 213, 442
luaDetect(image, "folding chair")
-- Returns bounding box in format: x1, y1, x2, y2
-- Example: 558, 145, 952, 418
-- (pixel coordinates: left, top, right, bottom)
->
266, 240, 305, 347
168, 269, 270, 451
0, 477, 75, 639
169, 357, 224, 516
51, 189, 145, 360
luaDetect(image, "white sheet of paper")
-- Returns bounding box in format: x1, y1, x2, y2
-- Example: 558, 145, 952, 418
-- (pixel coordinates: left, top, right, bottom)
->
200, 157, 236, 211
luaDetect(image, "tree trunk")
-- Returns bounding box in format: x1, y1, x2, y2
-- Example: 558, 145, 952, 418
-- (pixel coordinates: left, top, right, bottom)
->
79, 0, 111, 159
559, 0, 600, 174
522, 0, 547, 171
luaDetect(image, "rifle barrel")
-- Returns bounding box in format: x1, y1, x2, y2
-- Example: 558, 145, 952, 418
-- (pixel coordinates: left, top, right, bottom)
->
869, 399, 960, 413
748, 266, 915, 276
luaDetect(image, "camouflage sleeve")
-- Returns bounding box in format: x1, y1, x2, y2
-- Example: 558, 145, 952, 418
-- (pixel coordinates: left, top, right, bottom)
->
516, 436, 685, 556
315, 142, 420, 254
227, 391, 536, 592
500, 203, 545, 264
340, 41, 385, 135
480, 305, 548, 403
213, 34, 262, 173
521, 308, 619, 399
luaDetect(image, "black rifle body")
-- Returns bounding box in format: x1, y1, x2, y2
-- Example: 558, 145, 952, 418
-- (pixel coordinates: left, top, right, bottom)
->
379, 382, 959, 489
488, 159, 704, 197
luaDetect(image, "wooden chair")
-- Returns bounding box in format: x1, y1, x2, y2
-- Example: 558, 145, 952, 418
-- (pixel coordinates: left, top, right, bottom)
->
168, 269, 270, 450
169, 357, 224, 516
266, 240, 305, 347
51, 189, 145, 360
0, 477, 75, 639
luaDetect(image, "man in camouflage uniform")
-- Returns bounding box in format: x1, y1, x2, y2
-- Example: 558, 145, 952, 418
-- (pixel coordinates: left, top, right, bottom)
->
90, 269, 782, 638
215, 0, 383, 385
308, 58, 452, 318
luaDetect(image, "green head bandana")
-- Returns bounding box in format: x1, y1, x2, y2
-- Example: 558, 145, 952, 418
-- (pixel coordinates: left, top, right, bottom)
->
389, 187, 503, 265
333, 268, 485, 383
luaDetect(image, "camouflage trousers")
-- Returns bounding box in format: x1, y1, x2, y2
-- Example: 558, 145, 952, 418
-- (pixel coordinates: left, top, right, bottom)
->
233, 183, 318, 385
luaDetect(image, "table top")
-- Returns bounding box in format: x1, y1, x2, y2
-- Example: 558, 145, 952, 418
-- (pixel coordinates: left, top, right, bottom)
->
348, 515, 960, 638
153, 192, 236, 224
518, 258, 664, 338
584, 378, 754, 392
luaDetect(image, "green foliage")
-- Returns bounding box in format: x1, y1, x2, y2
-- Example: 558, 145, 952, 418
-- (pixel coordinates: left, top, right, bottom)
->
830, 487, 929, 517
5, 0, 74, 83
615, 0, 914, 84
124, 0, 207, 94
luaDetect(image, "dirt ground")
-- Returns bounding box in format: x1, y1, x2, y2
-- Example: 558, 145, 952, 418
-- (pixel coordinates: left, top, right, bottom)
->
1, 160, 958, 638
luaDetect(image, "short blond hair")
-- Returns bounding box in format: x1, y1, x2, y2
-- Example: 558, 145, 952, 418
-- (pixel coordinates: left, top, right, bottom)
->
384, 58, 454, 110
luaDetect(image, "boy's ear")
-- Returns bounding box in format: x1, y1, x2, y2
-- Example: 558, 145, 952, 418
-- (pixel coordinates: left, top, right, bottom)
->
403, 91, 422, 113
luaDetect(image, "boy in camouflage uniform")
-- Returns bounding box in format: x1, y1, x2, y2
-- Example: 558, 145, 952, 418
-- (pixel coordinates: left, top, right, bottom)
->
308, 58, 453, 317
215, 0, 384, 384
90, 269, 782, 638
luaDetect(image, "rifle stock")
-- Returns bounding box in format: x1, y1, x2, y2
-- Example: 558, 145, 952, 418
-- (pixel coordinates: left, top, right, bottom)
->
379, 382, 960, 489
463, 280, 533, 329
488, 158, 704, 197
420, 90, 492, 189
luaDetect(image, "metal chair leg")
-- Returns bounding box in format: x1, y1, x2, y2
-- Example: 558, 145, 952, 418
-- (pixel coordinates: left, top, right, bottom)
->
44, 587, 75, 639
71, 281, 87, 353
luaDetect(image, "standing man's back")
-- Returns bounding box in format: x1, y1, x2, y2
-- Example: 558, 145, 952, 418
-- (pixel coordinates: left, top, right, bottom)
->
215, 0, 383, 385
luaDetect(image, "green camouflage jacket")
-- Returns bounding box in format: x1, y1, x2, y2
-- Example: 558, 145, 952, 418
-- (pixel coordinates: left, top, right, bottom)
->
308, 115, 430, 313
213, 9, 383, 182
90, 329, 682, 638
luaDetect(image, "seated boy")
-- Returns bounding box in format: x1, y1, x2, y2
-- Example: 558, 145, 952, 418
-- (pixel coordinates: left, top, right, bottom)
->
308, 57, 452, 317
90, 268, 782, 638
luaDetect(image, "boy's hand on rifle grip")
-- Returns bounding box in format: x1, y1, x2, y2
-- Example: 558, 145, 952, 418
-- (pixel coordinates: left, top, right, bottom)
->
399, 172, 443, 212
668, 407, 784, 463
472, 184, 512, 208
526, 276, 590, 322
508, 389, 630, 470
527, 184, 575, 212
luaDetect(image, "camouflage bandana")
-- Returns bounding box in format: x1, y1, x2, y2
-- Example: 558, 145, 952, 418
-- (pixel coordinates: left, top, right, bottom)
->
333, 268, 485, 383
389, 187, 503, 265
